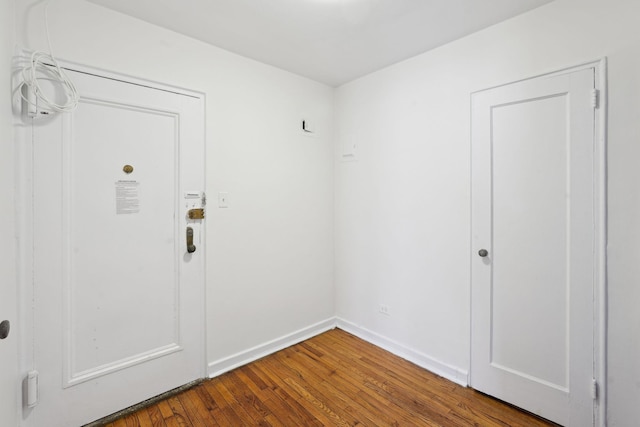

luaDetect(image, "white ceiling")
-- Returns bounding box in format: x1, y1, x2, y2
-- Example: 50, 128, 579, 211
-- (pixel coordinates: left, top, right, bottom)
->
87, 0, 552, 87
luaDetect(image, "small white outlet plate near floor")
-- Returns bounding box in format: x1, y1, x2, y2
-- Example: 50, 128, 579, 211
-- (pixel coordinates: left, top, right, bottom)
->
379, 304, 390, 316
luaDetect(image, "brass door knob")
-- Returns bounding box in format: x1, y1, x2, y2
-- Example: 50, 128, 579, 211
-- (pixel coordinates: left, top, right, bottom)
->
186, 227, 196, 253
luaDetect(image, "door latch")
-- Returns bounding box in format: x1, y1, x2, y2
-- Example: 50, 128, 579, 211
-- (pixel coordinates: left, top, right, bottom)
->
188, 208, 205, 220
186, 227, 196, 253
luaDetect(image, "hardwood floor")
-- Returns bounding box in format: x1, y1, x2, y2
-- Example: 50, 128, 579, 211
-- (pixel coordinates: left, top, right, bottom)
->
102, 329, 554, 426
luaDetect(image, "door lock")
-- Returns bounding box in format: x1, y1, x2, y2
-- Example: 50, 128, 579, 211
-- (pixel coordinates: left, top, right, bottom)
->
188, 208, 205, 220
186, 227, 196, 253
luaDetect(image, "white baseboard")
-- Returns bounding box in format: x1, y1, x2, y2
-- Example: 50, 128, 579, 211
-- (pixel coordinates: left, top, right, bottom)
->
336, 317, 469, 387
207, 316, 469, 388
207, 317, 337, 378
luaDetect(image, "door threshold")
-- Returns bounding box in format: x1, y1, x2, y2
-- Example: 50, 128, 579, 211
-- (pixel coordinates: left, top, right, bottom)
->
83, 378, 206, 427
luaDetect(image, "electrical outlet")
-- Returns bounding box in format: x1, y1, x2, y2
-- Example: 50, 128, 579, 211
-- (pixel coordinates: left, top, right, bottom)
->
379, 304, 390, 316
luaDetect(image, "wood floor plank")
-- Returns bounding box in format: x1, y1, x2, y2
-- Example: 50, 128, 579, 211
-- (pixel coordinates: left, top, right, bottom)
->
271, 349, 372, 426
201, 377, 254, 426
104, 328, 555, 427
234, 366, 268, 397
313, 330, 534, 426
165, 396, 192, 427
192, 383, 229, 427
302, 338, 448, 425
156, 400, 174, 421
295, 341, 426, 426
250, 364, 323, 427
132, 408, 154, 427
219, 371, 272, 425
144, 398, 183, 427
145, 405, 168, 427
175, 389, 213, 427
257, 358, 341, 426
279, 346, 385, 426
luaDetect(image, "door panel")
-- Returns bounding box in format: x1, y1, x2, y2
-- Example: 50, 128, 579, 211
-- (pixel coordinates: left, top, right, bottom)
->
27, 69, 205, 427
491, 94, 569, 390
471, 68, 595, 426
66, 98, 181, 386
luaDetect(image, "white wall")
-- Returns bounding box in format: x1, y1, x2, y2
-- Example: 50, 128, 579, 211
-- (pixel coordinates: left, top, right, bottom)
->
0, 0, 18, 425
14, 0, 335, 378
334, 0, 640, 425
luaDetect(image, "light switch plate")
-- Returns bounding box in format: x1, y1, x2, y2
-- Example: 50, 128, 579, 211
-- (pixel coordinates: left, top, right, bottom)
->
218, 192, 229, 208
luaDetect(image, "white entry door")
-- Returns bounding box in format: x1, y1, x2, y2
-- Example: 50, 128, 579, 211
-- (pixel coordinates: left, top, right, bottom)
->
471, 67, 599, 426
24, 68, 205, 427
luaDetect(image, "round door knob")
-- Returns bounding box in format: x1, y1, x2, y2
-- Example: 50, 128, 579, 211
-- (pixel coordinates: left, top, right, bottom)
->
478, 249, 489, 257
0, 320, 10, 339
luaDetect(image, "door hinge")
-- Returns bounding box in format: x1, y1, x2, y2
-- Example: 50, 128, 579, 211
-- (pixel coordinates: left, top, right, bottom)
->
591, 89, 600, 109
26, 370, 39, 408
591, 378, 598, 400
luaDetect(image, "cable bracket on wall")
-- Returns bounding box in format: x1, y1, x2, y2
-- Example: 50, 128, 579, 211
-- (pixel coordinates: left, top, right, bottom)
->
18, 0, 79, 118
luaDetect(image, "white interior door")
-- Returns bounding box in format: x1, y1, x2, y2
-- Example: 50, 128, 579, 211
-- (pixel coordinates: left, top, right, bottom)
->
0, 257, 17, 426
25, 68, 205, 427
471, 67, 597, 426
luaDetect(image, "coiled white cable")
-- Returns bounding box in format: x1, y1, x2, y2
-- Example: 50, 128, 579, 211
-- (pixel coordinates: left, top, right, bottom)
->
19, 0, 79, 114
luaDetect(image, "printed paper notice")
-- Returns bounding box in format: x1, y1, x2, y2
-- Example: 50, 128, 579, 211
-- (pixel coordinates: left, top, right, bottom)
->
115, 181, 140, 214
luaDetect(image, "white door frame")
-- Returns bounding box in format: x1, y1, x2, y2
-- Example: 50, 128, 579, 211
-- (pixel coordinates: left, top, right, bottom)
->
469, 58, 607, 427
14, 53, 207, 422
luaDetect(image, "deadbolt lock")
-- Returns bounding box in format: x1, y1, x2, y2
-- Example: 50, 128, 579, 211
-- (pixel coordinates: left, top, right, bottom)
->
188, 208, 205, 220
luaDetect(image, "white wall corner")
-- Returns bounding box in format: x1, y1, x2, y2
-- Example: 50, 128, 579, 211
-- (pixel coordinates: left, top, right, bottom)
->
336, 318, 469, 387
208, 316, 470, 387
207, 318, 337, 378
